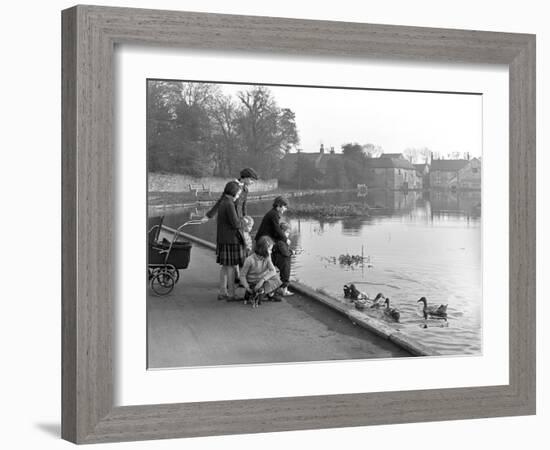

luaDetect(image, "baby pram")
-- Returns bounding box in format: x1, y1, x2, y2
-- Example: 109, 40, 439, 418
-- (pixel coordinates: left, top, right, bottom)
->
147, 217, 202, 295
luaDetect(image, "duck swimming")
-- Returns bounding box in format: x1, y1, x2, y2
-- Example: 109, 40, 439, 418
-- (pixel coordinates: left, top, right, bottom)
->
383, 298, 401, 322
417, 297, 448, 320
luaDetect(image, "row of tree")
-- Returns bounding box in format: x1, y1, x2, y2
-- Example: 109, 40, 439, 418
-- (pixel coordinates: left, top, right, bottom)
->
147, 81, 300, 178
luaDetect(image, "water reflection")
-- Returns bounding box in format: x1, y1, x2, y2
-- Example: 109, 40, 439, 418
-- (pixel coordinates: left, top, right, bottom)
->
429, 190, 481, 219
341, 217, 366, 235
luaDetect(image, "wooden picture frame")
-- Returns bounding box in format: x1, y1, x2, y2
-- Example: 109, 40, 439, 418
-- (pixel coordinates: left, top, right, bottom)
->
61, 5, 536, 444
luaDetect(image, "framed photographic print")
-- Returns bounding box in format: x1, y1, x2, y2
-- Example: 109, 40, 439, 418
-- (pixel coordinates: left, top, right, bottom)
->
62, 5, 536, 444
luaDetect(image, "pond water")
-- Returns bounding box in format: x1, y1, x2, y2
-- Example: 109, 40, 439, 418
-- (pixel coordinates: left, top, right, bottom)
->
157, 190, 482, 356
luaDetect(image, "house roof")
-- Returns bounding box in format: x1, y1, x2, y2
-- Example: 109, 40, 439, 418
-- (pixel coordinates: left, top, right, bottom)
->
431, 159, 469, 171
367, 157, 414, 169
380, 153, 405, 159
280, 152, 341, 172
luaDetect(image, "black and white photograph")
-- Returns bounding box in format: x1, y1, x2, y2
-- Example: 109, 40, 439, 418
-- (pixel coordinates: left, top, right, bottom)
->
146, 79, 482, 368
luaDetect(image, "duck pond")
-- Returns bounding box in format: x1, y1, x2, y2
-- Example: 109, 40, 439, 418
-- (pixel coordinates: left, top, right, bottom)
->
157, 189, 482, 356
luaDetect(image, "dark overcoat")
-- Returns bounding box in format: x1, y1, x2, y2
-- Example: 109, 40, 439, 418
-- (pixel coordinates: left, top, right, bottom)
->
216, 196, 242, 245
255, 208, 286, 242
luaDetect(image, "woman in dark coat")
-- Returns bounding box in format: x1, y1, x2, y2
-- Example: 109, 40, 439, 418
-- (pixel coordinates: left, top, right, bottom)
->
215, 181, 245, 301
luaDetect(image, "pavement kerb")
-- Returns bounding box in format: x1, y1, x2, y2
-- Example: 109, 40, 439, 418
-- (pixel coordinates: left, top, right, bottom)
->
168, 227, 440, 357
177, 230, 217, 251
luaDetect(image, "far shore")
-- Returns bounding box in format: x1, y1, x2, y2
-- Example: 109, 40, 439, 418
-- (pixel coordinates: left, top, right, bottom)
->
147, 185, 480, 218
148, 187, 356, 215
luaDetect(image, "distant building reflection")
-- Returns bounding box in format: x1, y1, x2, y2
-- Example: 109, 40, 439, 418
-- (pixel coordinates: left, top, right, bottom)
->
366, 188, 419, 212
429, 190, 481, 219
341, 217, 366, 235
364, 188, 480, 220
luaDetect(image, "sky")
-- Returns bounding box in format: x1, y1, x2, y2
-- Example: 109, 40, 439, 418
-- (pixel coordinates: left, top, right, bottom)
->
218, 82, 482, 158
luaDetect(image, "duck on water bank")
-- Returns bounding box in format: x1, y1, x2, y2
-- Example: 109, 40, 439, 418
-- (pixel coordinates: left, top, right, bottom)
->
369, 292, 386, 308
354, 294, 383, 311
343, 283, 366, 300
343, 284, 386, 311
417, 297, 448, 321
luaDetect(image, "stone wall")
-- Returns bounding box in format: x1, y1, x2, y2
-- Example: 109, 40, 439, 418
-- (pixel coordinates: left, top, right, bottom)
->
148, 173, 278, 193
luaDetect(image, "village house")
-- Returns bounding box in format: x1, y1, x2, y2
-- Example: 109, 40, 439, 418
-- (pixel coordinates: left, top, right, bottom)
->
279, 147, 426, 190
455, 157, 481, 189
365, 154, 421, 190
429, 158, 481, 190
278, 144, 339, 186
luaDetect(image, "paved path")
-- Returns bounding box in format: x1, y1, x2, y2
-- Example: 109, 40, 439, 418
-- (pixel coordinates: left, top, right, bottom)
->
147, 244, 410, 368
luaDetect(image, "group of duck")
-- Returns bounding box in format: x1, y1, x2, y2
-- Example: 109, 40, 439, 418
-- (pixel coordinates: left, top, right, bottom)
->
343, 283, 448, 323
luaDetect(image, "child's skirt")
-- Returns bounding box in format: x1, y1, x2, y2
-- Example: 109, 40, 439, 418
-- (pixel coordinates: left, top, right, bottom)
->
216, 243, 246, 266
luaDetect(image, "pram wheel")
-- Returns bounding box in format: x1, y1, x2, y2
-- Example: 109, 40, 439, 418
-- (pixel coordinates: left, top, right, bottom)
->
167, 266, 179, 283
150, 270, 175, 296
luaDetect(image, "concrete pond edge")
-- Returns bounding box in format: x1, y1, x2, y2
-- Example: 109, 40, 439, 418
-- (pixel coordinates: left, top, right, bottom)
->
288, 282, 440, 357
169, 228, 439, 357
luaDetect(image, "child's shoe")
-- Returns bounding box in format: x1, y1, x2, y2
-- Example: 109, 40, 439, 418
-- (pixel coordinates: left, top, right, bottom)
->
268, 293, 282, 302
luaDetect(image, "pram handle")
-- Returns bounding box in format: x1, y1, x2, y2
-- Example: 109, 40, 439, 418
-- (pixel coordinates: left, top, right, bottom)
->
175, 220, 204, 232
159, 220, 204, 265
